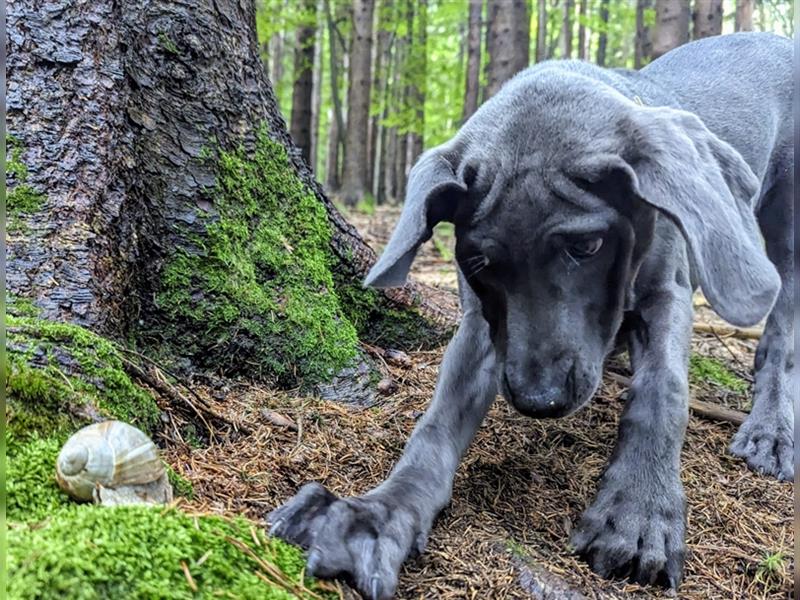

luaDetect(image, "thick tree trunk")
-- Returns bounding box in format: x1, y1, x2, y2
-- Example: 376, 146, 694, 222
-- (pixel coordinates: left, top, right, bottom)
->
371, 0, 394, 202
577, 0, 587, 60
652, 0, 689, 59
692, 0, 723, 39
484, 0, 530, 100
7, 0, 454, 387
462, 0, 483, 122
536, 0, 548, 62
635, 0, 653, 68
407, 0, 427, 166
270, 29, 285, 109
561, 0, 574, 59
734, 0, 754, 32
596, 0, 610, 67
340, 0, 375, 205
289, 0, 317, 163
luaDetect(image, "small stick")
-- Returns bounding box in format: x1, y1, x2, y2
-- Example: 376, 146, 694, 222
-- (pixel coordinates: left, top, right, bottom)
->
693, 323, 762, 340
180, 560, 198, 592
606, 372, 747, 426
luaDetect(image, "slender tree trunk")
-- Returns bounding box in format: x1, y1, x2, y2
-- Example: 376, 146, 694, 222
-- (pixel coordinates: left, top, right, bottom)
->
371, 0, 393, 201
325, 0, 346, 190
289, 0, 317, 163
6, 0, 454, 382
407, 0, 426, 166
484, 0, 530, 100
596, 0, 610, 66
577, 0, 587, 60
536, 0, 548, 62
340, 0, 375, 205
270, 28, 284, 109
463, 0, 483, 122
561, 0, 573, 58
310, 0, 324, 172
392, 0, 411, 202
734, 0, 754, 31
652, 0, 689, 59
635, 0, 653, 68
692, 0, 723, 39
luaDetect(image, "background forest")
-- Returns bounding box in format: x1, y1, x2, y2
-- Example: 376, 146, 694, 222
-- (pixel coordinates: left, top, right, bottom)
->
257, 0, 794, 207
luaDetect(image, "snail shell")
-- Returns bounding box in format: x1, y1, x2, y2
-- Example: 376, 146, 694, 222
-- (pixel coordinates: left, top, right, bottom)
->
56, 420, 165, 502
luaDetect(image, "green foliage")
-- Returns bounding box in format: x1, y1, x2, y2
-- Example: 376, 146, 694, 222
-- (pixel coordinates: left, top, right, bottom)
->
8, 505, 330, 600
688, 354, 749, 394
153, 128, 360, 386
166, 465, 196, 499
756, 551, 786, 582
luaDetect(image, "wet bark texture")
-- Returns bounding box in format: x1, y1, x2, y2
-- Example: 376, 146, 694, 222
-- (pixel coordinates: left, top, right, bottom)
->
6, 0, 455, 371
484, 0, 529, 101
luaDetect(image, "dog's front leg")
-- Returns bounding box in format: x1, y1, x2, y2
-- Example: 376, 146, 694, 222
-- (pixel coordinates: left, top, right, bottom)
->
269, 306, 497, 600
572, 283, 691, 588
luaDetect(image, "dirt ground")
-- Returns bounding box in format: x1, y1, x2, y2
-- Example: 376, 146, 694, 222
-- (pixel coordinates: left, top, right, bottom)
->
163, 206, 792, 599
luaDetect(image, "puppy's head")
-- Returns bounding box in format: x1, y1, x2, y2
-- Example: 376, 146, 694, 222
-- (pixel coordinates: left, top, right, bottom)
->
365, 70, 779, 418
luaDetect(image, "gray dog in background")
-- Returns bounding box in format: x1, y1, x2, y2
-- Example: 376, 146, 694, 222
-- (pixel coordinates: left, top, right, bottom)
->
270, 32, 793, 599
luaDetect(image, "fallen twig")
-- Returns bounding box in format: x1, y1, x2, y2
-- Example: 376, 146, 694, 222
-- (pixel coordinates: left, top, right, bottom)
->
606, 372, 747, 426
693, 323, 763, 340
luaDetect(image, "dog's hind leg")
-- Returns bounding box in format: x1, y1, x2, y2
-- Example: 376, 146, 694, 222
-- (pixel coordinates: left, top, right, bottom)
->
730, 170, 794, 482
268, 277, 497, 600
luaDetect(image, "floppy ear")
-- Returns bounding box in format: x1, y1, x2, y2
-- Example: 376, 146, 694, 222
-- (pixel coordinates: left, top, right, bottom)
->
364, 147, 466, 288
572, 107, 779, 327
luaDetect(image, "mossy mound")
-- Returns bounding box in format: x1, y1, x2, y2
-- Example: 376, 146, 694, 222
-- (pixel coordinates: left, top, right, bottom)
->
8, 505, 327, 600
152, 128, 360, 387
6, 312, 161, 449
6, 135, 46, 231
5, 307, 317, 599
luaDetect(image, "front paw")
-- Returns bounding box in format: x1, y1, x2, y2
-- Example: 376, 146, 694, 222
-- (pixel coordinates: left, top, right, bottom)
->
730, 409, 794, 481
268, 482, 423, 600
571, 477, 686, 588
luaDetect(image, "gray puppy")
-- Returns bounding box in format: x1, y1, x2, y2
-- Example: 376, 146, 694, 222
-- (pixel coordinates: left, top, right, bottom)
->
270, 32, 793, 599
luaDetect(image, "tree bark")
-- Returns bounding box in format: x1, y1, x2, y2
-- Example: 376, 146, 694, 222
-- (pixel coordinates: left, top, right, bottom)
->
407, 0, 427, 167
561, 0, 574, 59
596, 0, 610, 67
6, 0, 454, 386
692, 0, 723, 39
577, 0, 587, 60
340, 0, 375, 205
289, 0, 317, 164
734, 0, 754, 32
371, 0, 394, 202
635, 0, 653, 68
462, 0, 483, 122
652, 0, 689, 59
484, 0, 530, 100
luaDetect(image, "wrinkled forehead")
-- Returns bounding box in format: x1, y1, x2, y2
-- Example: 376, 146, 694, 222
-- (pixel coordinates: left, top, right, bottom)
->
466, 163, 618, 241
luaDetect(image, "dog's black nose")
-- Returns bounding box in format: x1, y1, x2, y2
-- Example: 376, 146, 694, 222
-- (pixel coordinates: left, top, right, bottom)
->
503, 363, 578, 418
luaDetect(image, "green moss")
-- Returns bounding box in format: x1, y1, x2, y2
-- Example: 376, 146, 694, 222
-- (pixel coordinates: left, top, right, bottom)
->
689, 354, 749, 394
166, 465, 196, 499
158, 31, 179, 54
6, 315, 161, 437
6, 435, 72, 523
152, 128, 360, 386
6, 135, 45, 224
8, 505, 331, 600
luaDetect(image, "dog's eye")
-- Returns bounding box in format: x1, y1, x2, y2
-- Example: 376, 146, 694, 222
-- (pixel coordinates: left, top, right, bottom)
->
565, 237, 603, 260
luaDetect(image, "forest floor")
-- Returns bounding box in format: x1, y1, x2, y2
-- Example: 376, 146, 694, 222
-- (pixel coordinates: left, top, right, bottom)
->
162, 205, 792, 600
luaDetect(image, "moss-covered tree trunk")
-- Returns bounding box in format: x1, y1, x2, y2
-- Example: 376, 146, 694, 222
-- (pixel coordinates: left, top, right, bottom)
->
7, 0, 455, 390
